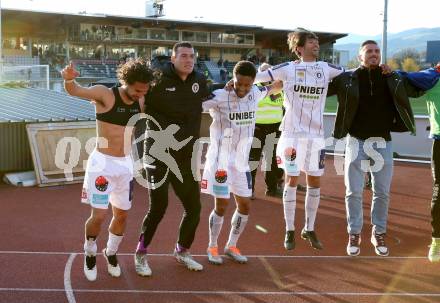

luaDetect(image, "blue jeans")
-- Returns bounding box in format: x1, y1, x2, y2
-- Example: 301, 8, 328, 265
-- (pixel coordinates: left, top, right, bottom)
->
344, 136, 394, 234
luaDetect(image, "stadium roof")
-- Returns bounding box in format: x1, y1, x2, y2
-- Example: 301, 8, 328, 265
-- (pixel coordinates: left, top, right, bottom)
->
0, 88, 95, 123
2, 8, 347, 40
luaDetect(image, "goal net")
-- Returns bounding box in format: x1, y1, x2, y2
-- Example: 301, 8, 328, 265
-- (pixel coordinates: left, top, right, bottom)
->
0, 64, 50, 90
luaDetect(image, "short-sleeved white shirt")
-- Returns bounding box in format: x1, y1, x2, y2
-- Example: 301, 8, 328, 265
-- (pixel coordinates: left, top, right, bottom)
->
255, 61, 344, 137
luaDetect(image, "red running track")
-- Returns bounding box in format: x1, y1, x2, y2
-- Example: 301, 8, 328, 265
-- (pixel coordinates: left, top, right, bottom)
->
0, 157, 438, 303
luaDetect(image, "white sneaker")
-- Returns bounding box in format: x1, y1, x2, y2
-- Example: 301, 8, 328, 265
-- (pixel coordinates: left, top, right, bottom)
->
347, 234, 361, 256
428, 238, 440, 263
102, 249, 121, 277
224, 246, 248, 264
84, 254, 97, 281
371, 232, 389, 257
174, 249, 203, 271
134, 253, 152, 277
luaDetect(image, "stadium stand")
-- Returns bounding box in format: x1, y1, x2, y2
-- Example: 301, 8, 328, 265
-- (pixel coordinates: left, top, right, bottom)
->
202, 60, 222, 82
72, 60, 118, 79
224, 61, 236, 76
3, 56, 40, 66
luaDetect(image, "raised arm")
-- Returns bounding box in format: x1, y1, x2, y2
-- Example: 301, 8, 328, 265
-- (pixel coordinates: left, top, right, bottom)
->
265, 80, 283, 95
254, 62, 290, 83
61, 62, 112, 104
402, 64, 440, 92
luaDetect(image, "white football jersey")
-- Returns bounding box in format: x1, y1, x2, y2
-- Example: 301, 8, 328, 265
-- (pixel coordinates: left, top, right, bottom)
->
203, 85, 268, 172
255, 61, 344, 137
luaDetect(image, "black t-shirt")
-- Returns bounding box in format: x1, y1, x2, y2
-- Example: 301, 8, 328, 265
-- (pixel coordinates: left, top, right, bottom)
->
349, 67, 397, 141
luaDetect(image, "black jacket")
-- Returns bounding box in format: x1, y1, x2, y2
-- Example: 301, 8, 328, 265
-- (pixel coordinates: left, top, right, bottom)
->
328, 67, 424, 139
144, 62, 210, 159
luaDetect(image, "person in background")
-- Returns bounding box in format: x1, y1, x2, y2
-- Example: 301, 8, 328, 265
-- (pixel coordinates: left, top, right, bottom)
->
249, 62, 284, 199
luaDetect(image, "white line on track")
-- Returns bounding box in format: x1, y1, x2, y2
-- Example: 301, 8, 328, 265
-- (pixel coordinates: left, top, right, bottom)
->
0, 251, 428, 259
63, 253, 77, 303
0, 288, 439, 297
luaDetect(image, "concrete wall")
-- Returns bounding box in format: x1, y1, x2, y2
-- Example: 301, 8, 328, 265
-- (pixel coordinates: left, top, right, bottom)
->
200, 112, 432, 159
323, 114, 432, 159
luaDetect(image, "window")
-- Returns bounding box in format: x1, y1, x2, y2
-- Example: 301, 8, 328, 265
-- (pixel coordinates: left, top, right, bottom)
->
183, 31, 209, 43
210, 32, 254, 45
166, 30, 179, 41
211, 32, 222, 43
245, 34, 254, 45
136, 29, 148, 39
195, 32, 208, 43
150, 29, 166, 40
182, 31, 195, 41
235, 34, 254, 45
236, 34, 245, 44
222, 34, 235, 44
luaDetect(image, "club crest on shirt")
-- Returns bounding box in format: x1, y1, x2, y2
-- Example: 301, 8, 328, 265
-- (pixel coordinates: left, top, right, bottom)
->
284, 147, 296, 161
95, 176, 109, 192
310, 66, 325, 82
192, 83, 199, 93
215, 169, 228, 183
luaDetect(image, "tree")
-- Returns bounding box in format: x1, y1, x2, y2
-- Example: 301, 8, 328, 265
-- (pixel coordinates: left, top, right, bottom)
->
402, 57, 419, 72
346, 58, 359, 69
386, 58, 400, 70
393, 48, 422, 66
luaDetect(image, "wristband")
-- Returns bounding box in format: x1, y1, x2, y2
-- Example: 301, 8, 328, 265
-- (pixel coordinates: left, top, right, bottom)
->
64, 79, 76, 83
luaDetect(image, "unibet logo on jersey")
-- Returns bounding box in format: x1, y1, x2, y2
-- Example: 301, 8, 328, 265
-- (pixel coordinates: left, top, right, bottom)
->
293, 85, 325, 100
228, 111, 255, 127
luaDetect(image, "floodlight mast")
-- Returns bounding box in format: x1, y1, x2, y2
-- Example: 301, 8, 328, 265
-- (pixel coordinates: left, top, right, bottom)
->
381, 0, 388, 64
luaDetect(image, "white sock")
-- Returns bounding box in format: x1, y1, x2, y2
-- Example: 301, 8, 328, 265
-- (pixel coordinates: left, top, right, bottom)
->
84, 237, 97, 256
208, 210, 224, 248
226, 210, 248, 248
106, 232, 123, 256
283, 184, 297, 231
305, 187, 320, 231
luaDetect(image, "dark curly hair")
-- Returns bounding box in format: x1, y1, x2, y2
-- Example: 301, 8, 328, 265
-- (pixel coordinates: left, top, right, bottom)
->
233, 60, 256, 78
117, 58, 155, 85
287, 28, 318, 58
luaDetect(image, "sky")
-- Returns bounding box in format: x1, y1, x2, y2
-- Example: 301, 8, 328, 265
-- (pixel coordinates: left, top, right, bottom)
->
1, 0, 439, 36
